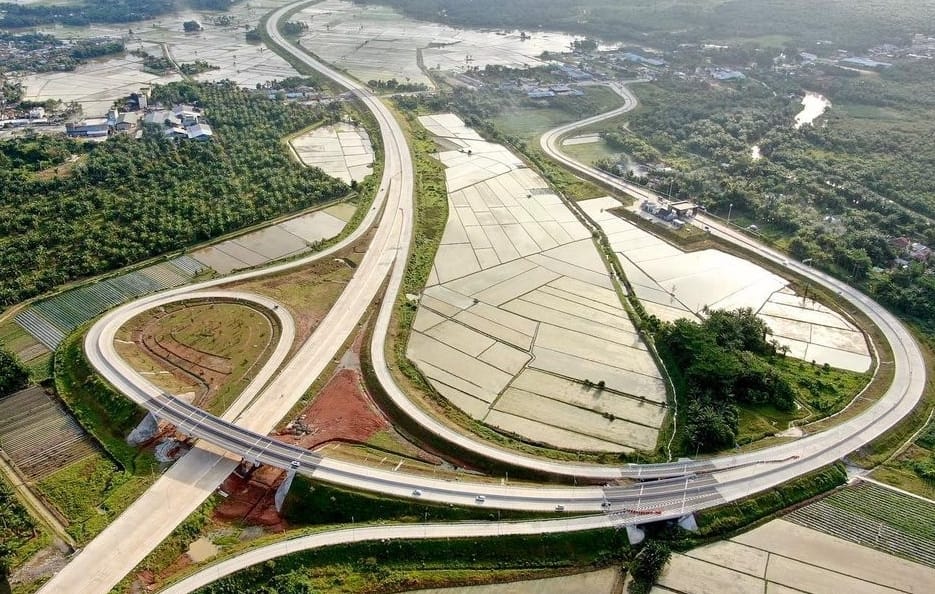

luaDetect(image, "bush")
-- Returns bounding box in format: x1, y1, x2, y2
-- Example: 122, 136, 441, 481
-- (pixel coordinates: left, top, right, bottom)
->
627, 540, 671, 594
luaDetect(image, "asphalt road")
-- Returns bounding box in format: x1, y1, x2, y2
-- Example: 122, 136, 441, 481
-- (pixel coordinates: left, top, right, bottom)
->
40, 15, 927, 594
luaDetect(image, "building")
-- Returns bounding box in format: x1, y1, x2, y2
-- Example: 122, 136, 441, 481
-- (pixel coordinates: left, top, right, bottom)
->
619, 52, 667, 67
65, 118, 110, 138
710, 67, 746, 81
186, 123, 213, 141
840, 57, 892, 69
668, 200, 699, 218
114, 112, 139, 133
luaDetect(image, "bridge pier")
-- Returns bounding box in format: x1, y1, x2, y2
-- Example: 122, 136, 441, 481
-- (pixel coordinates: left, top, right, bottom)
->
625, 524, 646, 545
678, 513, 698, 532
126, 412, 158, 446
275, 469, 297, 512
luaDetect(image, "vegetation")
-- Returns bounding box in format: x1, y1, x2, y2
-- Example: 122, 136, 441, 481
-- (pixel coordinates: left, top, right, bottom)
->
0, 476, 39, 579
54, 330, 154, 473
367, 79, 429, 93
282, 479, 543, 525
0, 32, 124, 73
0, 0, 175, 27
0, 347, 29, 396
182, 20, 203, 33
192, 529, 625, 594
627, 540, 671, 594
0, 81, 347, 306
281, 21, 308, 37
353, 0, 935, 49
34, 455, 152, 543
656, 308, 795, 451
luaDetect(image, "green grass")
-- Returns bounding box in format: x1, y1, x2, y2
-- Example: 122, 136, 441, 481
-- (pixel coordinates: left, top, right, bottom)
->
490, 86, 624, 142
561, 138, 623, 166
193, 529, 626, 594
53, 330, 155, 473
283, 478, 550, 526
34, 454, 154, 544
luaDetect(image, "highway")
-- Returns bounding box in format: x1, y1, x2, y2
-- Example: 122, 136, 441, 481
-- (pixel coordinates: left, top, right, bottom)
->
40, 7, 928, 593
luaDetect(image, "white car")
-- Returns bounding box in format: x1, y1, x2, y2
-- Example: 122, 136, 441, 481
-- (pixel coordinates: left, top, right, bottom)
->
475, 495, 486, 503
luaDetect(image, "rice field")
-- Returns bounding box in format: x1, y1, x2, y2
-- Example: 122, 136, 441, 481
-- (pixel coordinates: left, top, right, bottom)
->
786, 482, 935, 568
581, 197, 872, 372
0, 386, 98, 481
297, 0, 579, 87
14, 256, 207, 350
407, 114, 667, 454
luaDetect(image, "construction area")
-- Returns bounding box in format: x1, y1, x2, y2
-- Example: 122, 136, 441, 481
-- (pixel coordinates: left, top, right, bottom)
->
407, 114, 667, 454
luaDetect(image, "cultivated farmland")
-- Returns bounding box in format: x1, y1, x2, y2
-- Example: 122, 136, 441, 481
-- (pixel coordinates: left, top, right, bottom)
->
0, 386, 98, 481
407, 114, 666, 453
786, 482, 935, 568
290, 122, 375, 185
14, 256, 207, 351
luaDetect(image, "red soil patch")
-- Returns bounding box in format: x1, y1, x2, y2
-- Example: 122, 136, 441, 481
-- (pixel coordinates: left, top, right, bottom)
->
281, 368, 389, 447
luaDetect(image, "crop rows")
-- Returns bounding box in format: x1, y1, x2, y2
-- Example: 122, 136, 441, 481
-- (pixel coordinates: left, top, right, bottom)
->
786, 484, 935, 568
14, 258, 209, 350
0, 387, 98, 481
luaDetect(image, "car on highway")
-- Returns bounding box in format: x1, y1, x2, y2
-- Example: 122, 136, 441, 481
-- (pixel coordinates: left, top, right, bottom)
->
475, 495, 486, 503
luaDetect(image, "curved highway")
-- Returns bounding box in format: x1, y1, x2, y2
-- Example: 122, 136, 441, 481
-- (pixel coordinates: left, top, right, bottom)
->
43, 6, 927, 592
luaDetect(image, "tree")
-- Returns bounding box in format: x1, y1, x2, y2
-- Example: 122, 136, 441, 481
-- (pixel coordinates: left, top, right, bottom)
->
182, 20, 202, 33
0, 348, 29, 396
628, 540, 672, 594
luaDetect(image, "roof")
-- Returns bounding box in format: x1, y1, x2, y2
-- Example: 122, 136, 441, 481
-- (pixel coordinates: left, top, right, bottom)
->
186, 123, 213, 139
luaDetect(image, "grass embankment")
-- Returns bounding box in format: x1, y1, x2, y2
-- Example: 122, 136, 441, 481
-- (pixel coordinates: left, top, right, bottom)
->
33, 455, 152, 544
864, 332, 935, 497
157, 462, 847, 594
193, 529, 627, 594
47, 331, 157, 543
0, 472, 48, 581
283, 478, 550, 525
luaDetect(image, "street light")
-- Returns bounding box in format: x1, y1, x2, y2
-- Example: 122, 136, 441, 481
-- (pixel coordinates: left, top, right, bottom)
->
727, 203, 733, 225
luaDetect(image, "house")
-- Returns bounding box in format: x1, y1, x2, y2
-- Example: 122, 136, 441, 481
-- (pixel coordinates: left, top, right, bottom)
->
65, 118, 110, 138
28, 107, 45, 119
143, 110, 181, 127
165, 126, 188, 139
186, 123, 213, 141
114, 112, 139, 132
909, 242, 932, 261
889, 237, 912, 252
173, 105, 202, 126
